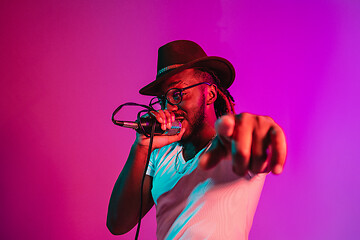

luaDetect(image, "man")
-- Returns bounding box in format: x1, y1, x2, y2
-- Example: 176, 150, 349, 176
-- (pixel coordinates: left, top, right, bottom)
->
107, 40, 287, 239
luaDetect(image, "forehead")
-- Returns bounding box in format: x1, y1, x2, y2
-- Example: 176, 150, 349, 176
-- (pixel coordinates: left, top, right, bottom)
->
161, 68, 200, 92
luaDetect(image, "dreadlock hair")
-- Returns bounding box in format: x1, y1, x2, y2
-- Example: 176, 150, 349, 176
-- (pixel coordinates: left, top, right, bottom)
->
193, 68, 235, 118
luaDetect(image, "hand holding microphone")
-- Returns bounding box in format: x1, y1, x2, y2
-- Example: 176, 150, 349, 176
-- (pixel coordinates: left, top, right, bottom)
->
113, 117, 181, 136
148, 109, 179, 134
113, 110, 182, 136
112, 104, 185, 148
135, 110, 185, 150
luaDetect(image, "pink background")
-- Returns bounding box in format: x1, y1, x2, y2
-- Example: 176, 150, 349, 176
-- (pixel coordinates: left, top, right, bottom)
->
1, 0, 359, 239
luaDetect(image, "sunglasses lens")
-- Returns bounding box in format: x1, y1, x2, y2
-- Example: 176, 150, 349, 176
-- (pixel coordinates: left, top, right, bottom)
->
167, 89, 182, 105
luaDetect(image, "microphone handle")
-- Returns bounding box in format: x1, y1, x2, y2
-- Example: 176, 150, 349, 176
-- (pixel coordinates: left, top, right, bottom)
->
137, 118, 181, 136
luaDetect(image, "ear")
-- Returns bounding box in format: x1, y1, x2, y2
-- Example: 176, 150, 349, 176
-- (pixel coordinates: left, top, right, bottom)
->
206, 84, 217, 105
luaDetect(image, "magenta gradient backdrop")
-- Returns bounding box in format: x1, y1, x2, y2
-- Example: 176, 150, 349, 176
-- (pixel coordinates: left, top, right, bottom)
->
1, 0, 359, 239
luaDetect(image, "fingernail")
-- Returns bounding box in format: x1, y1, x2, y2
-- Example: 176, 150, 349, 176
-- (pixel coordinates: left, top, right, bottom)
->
167, 123, 172, 128
273, 164, 283, 174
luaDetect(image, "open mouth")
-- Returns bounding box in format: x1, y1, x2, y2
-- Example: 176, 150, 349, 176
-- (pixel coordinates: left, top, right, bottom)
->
175, 118, 184, 124
175, 111, 186, 124
175, 115, 185, 122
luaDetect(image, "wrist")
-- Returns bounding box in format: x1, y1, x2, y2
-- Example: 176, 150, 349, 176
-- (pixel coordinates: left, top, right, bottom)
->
132, 140, 150, 153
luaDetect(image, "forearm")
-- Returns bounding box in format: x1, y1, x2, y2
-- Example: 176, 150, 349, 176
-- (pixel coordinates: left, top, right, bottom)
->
107, 143, 154, 235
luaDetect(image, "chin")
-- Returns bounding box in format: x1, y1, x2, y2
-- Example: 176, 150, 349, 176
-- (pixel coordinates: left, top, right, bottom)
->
180, 121, 191, 136
180, 127, 198, 144
179, 128, 192, 143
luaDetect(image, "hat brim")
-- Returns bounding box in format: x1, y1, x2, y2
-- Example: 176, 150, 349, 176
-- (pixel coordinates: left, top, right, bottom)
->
139, 56, 235, 96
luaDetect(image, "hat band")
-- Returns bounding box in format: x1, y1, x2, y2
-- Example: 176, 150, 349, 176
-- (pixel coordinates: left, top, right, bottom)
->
157, 64, 184, 76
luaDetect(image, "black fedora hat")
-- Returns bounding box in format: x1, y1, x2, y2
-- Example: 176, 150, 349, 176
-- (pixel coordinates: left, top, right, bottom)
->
139, 40, 235, 96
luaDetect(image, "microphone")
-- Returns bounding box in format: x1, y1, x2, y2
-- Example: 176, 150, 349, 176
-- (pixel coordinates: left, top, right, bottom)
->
113, 117, 182, 136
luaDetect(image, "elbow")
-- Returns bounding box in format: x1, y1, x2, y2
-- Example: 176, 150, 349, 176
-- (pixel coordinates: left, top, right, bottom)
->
106, 217, 131, 235
107, 222, 120, 235
106, 221, 123, 235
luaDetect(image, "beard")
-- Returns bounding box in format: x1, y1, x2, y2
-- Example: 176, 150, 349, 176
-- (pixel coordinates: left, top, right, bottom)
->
179, 94, 206, 143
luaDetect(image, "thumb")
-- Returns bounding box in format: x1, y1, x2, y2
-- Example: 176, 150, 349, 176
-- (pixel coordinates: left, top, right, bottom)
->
199, 115, 235, 169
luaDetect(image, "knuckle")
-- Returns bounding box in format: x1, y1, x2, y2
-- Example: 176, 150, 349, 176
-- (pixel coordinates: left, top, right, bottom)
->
265, 115, 274, 122
158, 111, 165, 117
255, 115, 267, 129
236, 112, 254, 126
150, 112, 160, 119
237, 112, 250, 120
253, 115, 275, 132
238, 113, 276, 125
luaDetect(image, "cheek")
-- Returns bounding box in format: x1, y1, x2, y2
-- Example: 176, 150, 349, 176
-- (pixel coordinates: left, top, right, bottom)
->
181, 92, 204, 110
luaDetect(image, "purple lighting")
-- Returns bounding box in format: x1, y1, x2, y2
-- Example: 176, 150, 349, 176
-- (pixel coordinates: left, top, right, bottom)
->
1, 0, 359, 239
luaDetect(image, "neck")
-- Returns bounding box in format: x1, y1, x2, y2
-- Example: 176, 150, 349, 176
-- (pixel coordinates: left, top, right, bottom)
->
180, 102, 218, 161
180, 120, 216, 162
